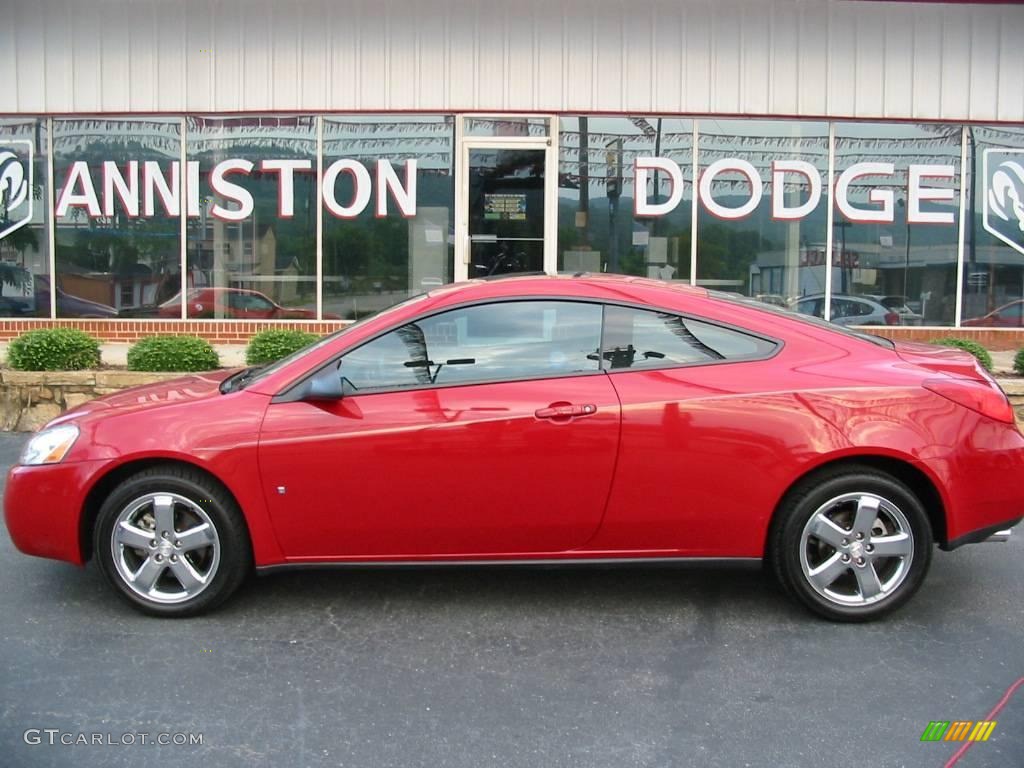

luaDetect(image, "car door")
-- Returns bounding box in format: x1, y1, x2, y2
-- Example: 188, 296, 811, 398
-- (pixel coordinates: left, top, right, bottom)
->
257, 299, 621, 559
586, 305, 784, 556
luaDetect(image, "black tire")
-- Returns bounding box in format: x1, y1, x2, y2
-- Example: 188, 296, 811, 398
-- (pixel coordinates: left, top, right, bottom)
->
770, 466, 932, 622
94, 464, 252, 617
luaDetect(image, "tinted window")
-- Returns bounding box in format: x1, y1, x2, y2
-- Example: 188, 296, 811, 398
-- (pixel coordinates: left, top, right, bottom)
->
340, 301, 602, 392
602, 306, 775, 370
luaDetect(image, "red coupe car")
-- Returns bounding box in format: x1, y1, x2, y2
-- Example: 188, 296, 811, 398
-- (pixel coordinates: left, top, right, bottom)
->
962, 299, 1024, 327
5, 275, 1022, 621
158, 287, 338, 320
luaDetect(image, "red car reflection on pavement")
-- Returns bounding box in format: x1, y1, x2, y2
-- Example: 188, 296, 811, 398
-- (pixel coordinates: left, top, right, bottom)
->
5, 275, 1023, 621
157, 287, 339, 320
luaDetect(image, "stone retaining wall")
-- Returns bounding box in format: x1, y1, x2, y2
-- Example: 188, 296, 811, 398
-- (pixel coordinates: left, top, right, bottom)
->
0, 370, 189, 432
0, 369, 1021, 433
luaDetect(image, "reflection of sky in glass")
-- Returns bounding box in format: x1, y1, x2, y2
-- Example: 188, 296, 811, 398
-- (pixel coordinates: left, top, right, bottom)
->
343, 302, 602, 390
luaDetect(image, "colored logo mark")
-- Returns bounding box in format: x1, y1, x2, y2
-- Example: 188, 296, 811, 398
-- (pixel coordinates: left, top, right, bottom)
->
920, 720, 997, 742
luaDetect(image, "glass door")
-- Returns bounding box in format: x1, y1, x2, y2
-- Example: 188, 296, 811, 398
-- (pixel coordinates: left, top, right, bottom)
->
455, 117, 558, 281
466, 147, 546, 277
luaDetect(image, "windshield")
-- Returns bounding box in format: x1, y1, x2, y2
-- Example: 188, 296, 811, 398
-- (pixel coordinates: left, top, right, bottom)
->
708, 291, 895, 349
239, 292, 432, 389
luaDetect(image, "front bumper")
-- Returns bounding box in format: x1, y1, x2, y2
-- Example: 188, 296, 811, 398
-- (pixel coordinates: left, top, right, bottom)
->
4, 460, 107, 565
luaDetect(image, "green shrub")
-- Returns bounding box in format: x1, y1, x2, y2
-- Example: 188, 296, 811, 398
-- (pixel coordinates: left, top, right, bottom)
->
930, 337, 993, 372
7, 328, 101, 370
127, 335, 219, 372
245, 329, 319, 366
1014, 349, 1024, 376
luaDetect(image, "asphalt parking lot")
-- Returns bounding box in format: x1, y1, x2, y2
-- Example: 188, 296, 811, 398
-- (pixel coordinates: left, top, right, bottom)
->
0, 431, 1021, 768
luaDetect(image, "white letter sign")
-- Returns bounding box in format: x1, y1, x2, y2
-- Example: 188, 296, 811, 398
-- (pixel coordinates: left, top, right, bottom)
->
771, 160, 822, 220
699, 159, 763, 219
210, 160, 255, 221
634, 157, 684, 217
836, 162, 895, 223
908, 165, 955, 224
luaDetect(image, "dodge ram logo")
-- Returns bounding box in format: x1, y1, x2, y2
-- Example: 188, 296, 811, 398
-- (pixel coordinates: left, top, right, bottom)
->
983, 149, 1024, 255
0, 141, 33, 241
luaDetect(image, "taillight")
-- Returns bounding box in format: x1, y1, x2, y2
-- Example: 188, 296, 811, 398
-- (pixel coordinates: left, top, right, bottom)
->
923, 377, 1016, 424
884, 312, 900, 325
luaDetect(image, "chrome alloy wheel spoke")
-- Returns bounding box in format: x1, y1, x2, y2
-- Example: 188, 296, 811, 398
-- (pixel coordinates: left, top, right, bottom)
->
111, 492, 221, 605
799, 492, 914, 607
806, 552, 849, 592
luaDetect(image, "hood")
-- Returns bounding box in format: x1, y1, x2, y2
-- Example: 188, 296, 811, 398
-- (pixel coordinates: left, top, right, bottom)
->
892, 341, 987, 381
58, 370, 235, 422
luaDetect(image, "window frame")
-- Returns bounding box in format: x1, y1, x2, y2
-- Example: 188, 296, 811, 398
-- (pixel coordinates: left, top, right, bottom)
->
336, 299, 606, 394
598, 304, 782, 375
273, 295, 783, 402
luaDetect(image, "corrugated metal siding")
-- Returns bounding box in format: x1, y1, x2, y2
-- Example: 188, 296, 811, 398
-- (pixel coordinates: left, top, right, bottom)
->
5, 0, 1024, 121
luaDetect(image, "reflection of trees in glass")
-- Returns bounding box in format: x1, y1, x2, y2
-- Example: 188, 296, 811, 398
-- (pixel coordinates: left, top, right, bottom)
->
696, 222, 768, 284
324, 217, 408, 293
395, 323, 431, 385
191, 139, 317, 302
56, 138, 181, 305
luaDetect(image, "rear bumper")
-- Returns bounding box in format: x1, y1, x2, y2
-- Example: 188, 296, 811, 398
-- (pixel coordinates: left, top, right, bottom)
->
934, 414, 1024, 547
942, 517, 1022, 550
3, 460, 105, 566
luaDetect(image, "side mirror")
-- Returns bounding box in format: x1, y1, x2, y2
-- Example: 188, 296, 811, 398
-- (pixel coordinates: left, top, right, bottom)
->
300, 364, 345, 401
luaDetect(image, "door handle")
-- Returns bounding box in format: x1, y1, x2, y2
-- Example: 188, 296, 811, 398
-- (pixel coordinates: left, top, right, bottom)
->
535, 403, 597, 420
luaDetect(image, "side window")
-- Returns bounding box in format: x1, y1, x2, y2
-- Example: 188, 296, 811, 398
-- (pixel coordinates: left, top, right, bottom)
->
795, 298, 822, 318
601, 306, 776, 370
231, 293, 273, 311
851, 299, 874, 317
339, 301, 602, 392
831, 298, 853, 319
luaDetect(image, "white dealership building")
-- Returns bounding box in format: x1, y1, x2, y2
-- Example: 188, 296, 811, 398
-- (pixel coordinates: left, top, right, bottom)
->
1, 0, 1023, 344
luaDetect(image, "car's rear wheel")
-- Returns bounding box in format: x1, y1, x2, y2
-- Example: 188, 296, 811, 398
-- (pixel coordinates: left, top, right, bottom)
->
771, 467, 932, 621
94, 465, 251, 617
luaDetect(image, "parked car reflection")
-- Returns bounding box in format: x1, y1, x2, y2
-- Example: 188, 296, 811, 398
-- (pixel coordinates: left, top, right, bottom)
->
962, 299, 1024, 327
155, 288, 340, 320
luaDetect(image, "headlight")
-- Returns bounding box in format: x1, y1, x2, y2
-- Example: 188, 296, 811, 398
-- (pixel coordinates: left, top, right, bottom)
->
20, 424, 80, 466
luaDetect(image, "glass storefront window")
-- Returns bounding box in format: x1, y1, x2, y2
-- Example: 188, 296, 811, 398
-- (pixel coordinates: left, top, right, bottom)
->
962, 126, 1024, 328
8, 112, 1024, 332
696, 119, 828, 309
0, 118, 48, 318
53, 117, 181, 319
185, 116, 317, 320
464, 117, 549, 138
833, 123, 962, 326
322, 116, 454, 321
558, 116, 694, 280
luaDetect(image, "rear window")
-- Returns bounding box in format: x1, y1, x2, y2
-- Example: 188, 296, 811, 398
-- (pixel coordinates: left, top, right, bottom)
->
602, 306, 778, 369
708, 291, 895, 349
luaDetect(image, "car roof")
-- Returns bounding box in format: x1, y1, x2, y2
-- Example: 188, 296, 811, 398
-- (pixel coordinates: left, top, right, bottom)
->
426, 273, 709, 302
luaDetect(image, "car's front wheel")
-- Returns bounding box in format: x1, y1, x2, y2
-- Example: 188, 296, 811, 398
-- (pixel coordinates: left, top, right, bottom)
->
771, 466, 933, 621
94, 465, 251, 617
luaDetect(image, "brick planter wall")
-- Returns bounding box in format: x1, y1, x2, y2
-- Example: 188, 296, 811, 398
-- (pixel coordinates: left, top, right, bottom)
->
0, 320, 348, 345
862, 327, 1024, 352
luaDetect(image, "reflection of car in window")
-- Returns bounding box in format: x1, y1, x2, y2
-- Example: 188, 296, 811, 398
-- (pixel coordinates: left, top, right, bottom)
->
962, 299, 1024, 327
156, 287, 340, 319
793, 294, 911, 326
0, 268, 118, 318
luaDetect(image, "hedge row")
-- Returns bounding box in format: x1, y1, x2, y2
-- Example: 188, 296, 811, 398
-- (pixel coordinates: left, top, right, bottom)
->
4, 328, 321, 371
